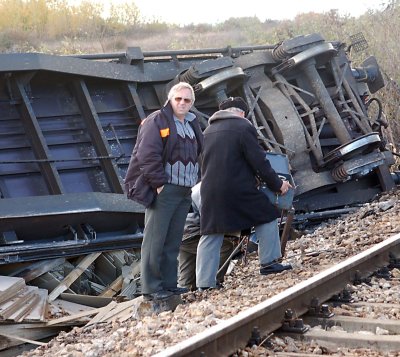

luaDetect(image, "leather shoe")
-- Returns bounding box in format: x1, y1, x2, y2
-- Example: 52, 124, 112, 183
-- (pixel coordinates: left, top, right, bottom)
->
142, 290, 173, 300
260, 262, 292, 275
197, 282, 223, 292
167, 287, 189, 295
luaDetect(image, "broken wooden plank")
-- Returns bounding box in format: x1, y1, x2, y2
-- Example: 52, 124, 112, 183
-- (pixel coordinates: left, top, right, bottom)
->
102, 299, 139, 323
22, 288, 48, 322
51, 298, 95, 316
31, 272, 75, 294
12, 294, 40, 323
103, 251, 126, 269
119, 262, 140, 299
0, 332, 46, 346
0, 287, 35, 320
0, 341, 37, 357
59, 292, 112, 308
123, 261, 140, 280
0, 322, 65, 351
63, 260, 86, 294
99, 276, 123, 297
85, 301, 118, 326
48, 252, 101, 302
89, 282, 106, 295
45, 305, 105, 326
14, 258, 65, 283
120, 280, 138, 300
0, 277, 25, 305
93, 299, 135, 323
7, 288, 48, 323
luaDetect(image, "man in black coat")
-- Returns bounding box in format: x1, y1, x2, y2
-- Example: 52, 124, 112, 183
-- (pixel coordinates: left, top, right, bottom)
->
197, 97, 292, 289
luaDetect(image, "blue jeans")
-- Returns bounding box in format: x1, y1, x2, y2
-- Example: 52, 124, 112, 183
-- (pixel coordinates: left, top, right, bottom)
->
254, 219, 281, 266
196, 234, 224, 288
178, 236, 234, 290
196, 219, 281, 287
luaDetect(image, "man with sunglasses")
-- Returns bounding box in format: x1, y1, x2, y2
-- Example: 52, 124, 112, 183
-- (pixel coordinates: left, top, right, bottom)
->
125, 82, 203, 301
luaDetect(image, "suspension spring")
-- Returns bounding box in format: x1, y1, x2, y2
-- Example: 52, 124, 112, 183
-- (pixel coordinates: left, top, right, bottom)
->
332, 164, 349, 182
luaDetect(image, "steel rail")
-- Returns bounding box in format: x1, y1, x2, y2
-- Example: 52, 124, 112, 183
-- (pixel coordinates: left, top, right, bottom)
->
155, 233, 400, 357
68, 45, 276, 60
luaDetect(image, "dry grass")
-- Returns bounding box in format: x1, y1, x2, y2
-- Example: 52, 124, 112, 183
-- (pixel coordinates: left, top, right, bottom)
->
1, 1, 399, 145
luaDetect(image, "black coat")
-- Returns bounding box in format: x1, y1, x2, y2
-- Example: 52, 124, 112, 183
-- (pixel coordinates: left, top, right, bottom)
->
200, 110, 283, 235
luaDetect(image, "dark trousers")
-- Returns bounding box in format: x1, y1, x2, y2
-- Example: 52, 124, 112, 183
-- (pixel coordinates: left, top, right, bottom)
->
140, 184, 191, 294
178, 236, 235, 290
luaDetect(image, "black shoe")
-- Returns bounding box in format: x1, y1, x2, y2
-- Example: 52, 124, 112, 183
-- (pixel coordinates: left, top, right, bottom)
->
260, 262, 292, 275
167, 287, 189, 295
142, 290, 174, 300
197, 280, 225, 292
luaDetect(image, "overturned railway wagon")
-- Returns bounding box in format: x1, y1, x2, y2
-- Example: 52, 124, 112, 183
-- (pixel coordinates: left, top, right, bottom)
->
0, 33, 398, 264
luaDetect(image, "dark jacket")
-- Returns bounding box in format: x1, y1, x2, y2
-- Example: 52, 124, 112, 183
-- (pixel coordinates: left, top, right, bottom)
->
124, 102, 203, 207
182, 182, 201, 242
200, 110, 283, 235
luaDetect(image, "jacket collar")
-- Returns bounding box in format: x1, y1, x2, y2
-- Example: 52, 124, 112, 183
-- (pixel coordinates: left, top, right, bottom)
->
162, 102, 196, 122
208, 109, 245, 125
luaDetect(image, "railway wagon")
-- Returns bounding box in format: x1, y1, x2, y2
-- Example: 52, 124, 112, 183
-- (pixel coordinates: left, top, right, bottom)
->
0, 33, 398, 263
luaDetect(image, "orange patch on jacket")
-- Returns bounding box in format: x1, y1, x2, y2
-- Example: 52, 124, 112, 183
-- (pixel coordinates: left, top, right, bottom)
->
160, 128, 170, 137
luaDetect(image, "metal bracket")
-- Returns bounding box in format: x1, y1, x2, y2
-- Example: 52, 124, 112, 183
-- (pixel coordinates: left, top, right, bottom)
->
81, 223, 97, 241
247, 326, 273, 348
281, 309, 309, 333
373, 266, 391, 280
65, 225, 78, 241
308, 297, 334, 318
389, 253, 400, 269
353, 270, 371, 285
247, 326, 262, 347
330, 287, 354, 303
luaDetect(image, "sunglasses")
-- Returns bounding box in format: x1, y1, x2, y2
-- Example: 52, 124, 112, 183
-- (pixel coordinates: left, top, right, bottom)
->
174, 97, 192, 104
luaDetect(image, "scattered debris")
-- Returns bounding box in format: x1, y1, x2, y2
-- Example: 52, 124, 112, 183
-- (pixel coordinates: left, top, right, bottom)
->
0, 248, 142, 354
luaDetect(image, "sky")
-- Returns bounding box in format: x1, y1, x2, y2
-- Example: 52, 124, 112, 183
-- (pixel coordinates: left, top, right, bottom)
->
104, 0, 388, 25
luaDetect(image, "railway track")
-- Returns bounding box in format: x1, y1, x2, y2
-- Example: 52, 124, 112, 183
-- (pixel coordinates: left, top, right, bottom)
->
155, 233, 400, 357
21, 189, 400, 357
264, 261, 400, 356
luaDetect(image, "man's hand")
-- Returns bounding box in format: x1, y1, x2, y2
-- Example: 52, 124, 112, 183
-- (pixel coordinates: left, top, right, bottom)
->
279, 180, 293, 195
156, 185, 164, 194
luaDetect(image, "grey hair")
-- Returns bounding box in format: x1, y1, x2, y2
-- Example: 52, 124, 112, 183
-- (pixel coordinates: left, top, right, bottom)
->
224, 107, 245, 115
167, 82, 195, 104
